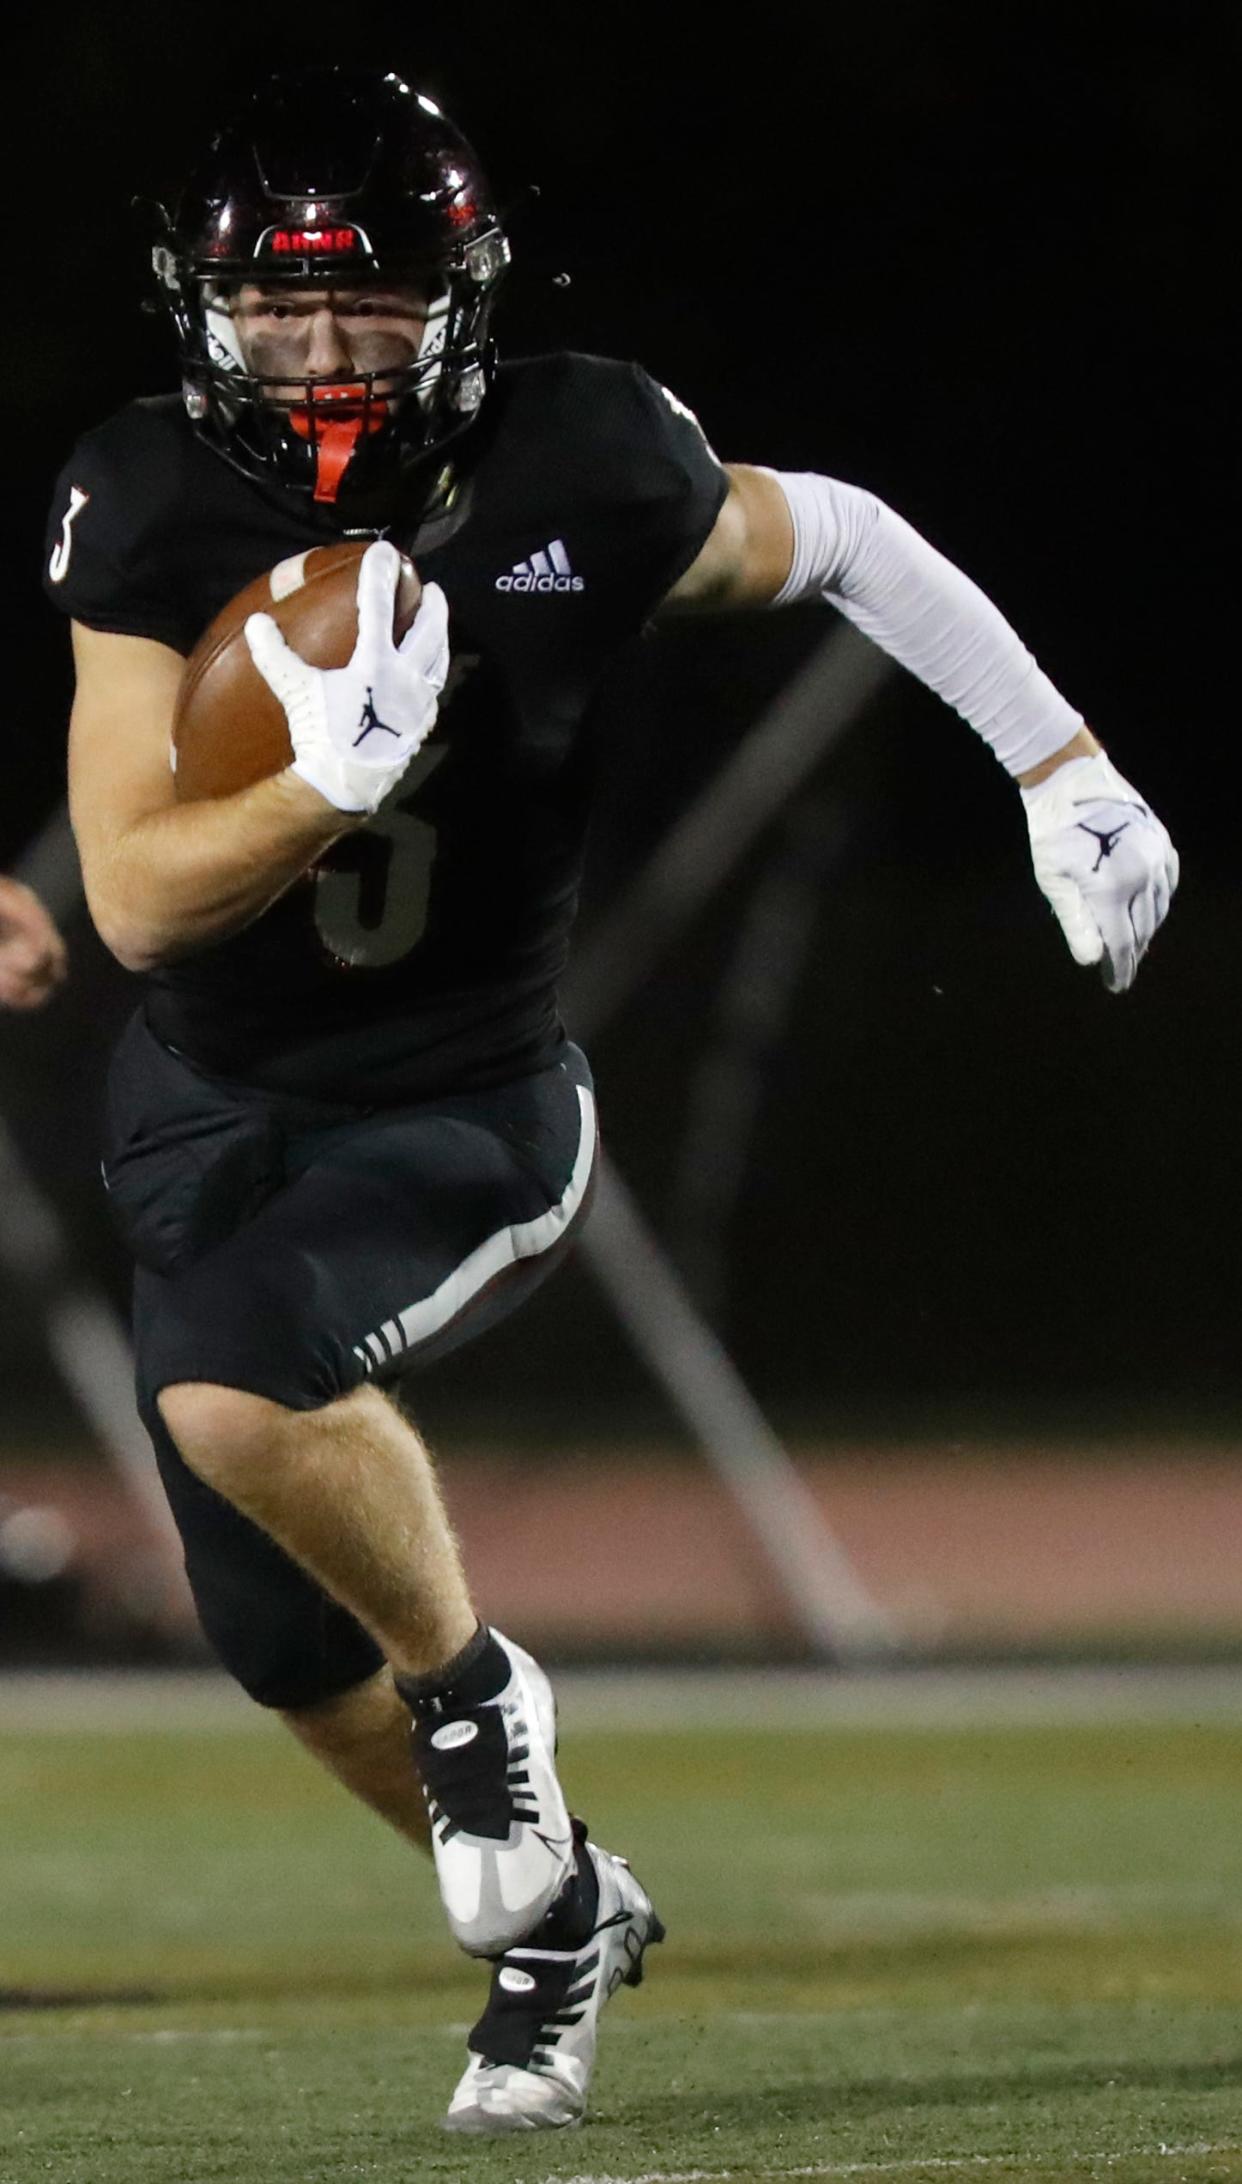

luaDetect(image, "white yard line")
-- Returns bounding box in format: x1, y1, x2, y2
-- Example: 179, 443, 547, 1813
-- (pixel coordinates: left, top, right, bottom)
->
5, 1664, 1242, 1734
126, 2027, 262, 2043
119, 2021, 473, 2042
544, 2146, 1242, 2183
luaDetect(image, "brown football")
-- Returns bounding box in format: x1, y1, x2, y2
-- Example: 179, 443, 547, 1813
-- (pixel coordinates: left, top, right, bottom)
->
171, 542, 422, 802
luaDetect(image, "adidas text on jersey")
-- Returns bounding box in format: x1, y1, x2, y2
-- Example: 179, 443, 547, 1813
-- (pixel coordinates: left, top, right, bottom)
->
496, 538, 585, 594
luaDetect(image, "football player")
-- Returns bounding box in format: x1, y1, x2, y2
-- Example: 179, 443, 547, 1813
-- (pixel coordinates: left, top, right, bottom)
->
0, 877, 68, 1010
43, 66, 1177, 2135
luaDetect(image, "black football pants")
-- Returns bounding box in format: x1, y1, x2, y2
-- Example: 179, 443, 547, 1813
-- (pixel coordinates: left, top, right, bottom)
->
104, 1010, 595, 1707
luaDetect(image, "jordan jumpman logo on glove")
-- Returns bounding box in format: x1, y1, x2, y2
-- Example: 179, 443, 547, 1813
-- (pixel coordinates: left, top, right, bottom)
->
245, 540, 450, 814
1021, 752, 1179, 993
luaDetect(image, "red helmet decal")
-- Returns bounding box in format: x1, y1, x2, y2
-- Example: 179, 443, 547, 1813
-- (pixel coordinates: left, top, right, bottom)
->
256, 223, 370, 257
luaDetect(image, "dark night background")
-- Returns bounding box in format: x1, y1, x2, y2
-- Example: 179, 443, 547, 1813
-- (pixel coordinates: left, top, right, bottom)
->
3, 3, 1237, 1450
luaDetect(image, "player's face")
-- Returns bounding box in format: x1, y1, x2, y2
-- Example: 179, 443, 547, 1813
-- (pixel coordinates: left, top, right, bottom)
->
230, 280, 432, 395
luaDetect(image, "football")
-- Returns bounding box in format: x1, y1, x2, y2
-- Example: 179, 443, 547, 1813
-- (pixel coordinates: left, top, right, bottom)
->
171, 542, 422, 801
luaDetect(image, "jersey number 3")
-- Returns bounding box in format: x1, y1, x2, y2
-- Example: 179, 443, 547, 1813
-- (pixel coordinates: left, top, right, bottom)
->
49, 487, 91, 584
312, 746, 445, 970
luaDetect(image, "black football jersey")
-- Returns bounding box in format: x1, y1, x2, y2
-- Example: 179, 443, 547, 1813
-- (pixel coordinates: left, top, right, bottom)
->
43, 354, 728, 1101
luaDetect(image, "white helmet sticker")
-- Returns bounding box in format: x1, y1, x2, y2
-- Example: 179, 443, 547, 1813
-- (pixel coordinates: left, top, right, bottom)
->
414, 286, 451, 412
204, 294, 247, 375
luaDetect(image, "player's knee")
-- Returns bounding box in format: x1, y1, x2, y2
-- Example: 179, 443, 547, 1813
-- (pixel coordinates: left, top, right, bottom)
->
157, 1380, 290, 1490
232, 1653, 374, 1712
198, 1609, 385, 1712
213, 1640, 373, 1712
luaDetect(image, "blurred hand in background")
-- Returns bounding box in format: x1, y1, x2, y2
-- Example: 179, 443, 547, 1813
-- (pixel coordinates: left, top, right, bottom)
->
0, 876, 68, 1009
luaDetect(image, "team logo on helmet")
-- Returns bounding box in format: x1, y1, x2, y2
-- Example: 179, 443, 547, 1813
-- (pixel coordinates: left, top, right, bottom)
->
257, 223, 372, 258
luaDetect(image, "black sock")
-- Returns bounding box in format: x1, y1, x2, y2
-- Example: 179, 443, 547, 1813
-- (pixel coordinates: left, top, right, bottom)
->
394, 1625, 510, 1715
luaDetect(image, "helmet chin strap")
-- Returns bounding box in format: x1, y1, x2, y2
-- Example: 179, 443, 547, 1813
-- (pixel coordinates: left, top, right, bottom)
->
288, 382, 390, 503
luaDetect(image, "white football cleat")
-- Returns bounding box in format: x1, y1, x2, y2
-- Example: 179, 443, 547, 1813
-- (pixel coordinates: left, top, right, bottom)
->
411, 1628, 574, 1957
441, 1843, 665, 2134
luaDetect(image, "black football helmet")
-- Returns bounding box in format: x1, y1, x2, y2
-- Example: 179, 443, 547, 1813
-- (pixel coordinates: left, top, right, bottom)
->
151, 68, 509, 510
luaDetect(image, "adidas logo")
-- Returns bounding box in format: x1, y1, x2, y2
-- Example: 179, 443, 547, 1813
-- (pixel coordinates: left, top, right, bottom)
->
496, 538, 585, 594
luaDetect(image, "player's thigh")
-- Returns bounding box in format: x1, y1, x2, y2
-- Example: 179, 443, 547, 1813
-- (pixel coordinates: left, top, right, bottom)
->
138, 1044, 596, 1409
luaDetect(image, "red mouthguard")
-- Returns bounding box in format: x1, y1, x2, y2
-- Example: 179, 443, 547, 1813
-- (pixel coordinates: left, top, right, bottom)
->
289, 384, 389, 504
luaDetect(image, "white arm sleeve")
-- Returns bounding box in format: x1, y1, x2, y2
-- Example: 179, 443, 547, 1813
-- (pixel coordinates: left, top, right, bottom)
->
767, 469, 1084, 778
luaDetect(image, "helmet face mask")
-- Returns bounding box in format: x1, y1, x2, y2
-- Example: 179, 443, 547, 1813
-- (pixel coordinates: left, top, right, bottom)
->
153, 69, 509, 510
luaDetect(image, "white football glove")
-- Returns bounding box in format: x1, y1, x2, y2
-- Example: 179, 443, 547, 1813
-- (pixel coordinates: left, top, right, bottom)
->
244, 540, 450, 816
1020, 752, 1178, 993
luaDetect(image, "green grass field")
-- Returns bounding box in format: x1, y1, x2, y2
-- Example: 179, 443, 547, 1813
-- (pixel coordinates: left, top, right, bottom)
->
3, 1682, 1242, 2183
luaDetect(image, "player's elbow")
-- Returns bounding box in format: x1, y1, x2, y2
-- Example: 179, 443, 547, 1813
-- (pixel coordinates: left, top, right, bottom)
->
78, 828, 193, 971
92, 907, 168, 974
84, 882, 177, 974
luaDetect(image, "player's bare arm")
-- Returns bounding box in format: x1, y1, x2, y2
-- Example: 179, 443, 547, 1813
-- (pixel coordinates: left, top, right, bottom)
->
659, 461, 796, 616
662, 459, 1176, 990
69, 621, 356, 971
